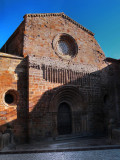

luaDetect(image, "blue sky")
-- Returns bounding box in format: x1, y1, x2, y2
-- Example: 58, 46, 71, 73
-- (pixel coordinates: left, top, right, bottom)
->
0, 0, 120, 59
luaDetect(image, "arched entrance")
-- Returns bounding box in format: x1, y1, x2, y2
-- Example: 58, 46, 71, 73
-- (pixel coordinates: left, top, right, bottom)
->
57, 102, 72, 135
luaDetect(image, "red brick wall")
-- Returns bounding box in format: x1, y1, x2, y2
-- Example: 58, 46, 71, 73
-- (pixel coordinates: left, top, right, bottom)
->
23, 14, 106, 69
0, 13, 111, 141
0, 53, 28, 143
23, 14, 108, 139
28, 55, 107, 139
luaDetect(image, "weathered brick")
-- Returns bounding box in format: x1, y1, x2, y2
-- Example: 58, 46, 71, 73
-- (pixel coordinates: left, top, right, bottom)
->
0, 13, 120, 143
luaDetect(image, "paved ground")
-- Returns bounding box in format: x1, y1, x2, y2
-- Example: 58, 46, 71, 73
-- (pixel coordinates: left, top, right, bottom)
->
1, 137, 120, 160
0, 149, 120, 160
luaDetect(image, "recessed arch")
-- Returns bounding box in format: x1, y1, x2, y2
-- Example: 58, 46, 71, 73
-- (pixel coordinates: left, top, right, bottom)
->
49, 86, 86, 113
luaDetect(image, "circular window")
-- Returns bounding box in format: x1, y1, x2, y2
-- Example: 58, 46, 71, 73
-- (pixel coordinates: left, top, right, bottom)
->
57, 41, 70, 55
53, 33, 78, 60
4, 90, 19, 106
5, 94, 14, 104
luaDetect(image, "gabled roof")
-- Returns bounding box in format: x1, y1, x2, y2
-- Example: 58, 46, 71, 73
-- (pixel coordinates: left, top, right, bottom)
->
24, 12, 94, 36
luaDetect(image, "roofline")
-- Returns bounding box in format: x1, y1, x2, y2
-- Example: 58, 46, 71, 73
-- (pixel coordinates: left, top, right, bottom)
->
0, 20, 25, 51
0, 52, 24, 60
105, 57, 120, 63
24, 12, 94, 36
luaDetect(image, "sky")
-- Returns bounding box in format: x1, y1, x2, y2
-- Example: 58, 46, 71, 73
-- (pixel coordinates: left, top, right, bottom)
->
0, 0, 120, 59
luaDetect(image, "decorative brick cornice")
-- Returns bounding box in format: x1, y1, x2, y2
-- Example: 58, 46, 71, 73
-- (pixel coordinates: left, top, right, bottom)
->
24, 12, 94, 36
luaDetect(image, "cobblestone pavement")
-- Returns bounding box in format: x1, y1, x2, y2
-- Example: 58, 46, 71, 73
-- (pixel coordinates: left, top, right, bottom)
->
0, 149, 120, 160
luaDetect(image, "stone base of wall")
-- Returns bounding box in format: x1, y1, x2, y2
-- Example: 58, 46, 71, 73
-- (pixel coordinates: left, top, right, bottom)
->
112, 128, 120, 142
0, 133, 10, 150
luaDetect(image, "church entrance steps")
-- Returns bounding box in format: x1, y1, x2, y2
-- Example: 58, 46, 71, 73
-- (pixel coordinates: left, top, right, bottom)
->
55, 133, 93, 141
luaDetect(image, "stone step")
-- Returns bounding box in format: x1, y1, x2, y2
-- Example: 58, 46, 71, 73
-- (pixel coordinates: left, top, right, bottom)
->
55, 133, 93, 141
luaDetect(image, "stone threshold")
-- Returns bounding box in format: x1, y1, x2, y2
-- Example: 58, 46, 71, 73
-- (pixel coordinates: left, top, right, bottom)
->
0, 145, 120, 154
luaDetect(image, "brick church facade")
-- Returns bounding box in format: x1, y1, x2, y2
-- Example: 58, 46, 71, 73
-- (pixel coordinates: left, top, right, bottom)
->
0, 13, 120, 143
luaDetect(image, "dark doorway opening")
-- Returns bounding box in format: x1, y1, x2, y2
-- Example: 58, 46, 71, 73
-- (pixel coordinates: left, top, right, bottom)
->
57, 102, 72, 135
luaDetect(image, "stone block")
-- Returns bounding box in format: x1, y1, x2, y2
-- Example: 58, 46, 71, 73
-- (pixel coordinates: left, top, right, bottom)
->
3, 133, 10, 148
0, 132, 3, 150
112, 128, 120, 142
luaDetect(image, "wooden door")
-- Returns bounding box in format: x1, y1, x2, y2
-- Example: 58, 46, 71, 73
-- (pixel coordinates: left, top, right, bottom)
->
57, 102, 72, 135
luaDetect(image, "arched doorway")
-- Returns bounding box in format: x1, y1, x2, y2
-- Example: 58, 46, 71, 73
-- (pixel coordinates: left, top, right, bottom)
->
57, 102, 72, 135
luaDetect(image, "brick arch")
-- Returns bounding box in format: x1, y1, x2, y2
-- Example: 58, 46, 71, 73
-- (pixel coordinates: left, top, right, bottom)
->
49, 86, 86, 112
